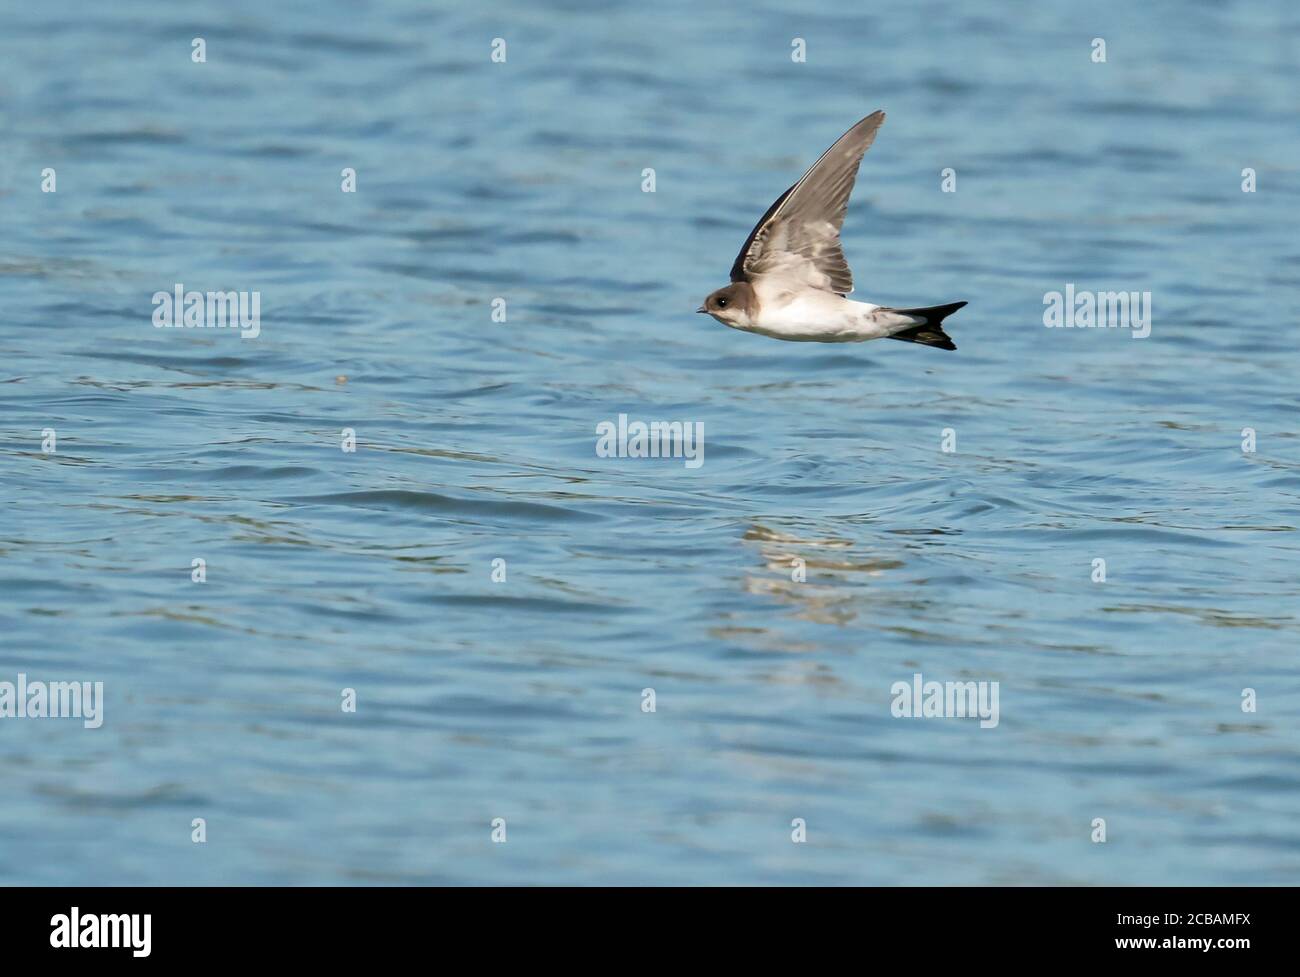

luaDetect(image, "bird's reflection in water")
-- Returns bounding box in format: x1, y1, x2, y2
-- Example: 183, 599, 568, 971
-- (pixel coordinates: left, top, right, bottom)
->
739, 522, 905, 627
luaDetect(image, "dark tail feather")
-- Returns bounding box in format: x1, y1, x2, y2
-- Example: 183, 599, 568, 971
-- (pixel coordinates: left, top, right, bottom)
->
885, 301, 967, 351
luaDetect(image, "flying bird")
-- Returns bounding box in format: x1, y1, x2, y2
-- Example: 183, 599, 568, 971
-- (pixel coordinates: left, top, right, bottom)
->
698, 111, 966, 349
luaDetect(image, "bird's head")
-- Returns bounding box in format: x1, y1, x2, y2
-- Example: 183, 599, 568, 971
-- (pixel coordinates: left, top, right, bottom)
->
696, 282, 755, 329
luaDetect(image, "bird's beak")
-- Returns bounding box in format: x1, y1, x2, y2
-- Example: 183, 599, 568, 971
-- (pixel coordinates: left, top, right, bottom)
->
695, 306, 706, 314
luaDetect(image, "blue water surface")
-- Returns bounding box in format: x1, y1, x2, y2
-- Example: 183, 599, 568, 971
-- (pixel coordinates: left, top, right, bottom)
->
1, 0, 1298, 885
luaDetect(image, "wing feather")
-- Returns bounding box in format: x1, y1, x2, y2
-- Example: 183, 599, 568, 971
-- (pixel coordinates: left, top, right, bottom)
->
729, 111, 885, 295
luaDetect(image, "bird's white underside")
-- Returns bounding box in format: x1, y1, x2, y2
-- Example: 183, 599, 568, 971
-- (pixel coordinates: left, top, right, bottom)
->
731, 278, 924, 343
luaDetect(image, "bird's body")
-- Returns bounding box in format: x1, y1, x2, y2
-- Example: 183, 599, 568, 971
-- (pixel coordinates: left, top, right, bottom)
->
731, 280, 911, 343
698, 111, 967, 350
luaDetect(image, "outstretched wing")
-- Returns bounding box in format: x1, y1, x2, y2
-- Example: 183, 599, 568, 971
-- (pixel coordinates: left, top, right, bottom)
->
729, 111, 885, 295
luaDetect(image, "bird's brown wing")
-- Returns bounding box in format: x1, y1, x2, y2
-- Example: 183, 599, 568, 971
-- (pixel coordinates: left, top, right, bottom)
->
729, 111, 885, 295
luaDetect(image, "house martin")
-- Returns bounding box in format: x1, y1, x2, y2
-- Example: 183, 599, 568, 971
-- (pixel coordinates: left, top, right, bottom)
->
698, 111, 967, 349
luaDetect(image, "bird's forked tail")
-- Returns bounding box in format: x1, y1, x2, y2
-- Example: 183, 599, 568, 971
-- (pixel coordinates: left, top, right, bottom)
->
884, 301, 967, 351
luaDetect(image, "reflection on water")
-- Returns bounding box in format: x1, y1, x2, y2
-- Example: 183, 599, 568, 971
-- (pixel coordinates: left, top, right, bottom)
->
741, 523, 904, 627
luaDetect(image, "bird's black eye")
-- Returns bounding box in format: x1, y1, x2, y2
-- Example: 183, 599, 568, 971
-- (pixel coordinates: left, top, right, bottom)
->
716, 297, 728, 308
